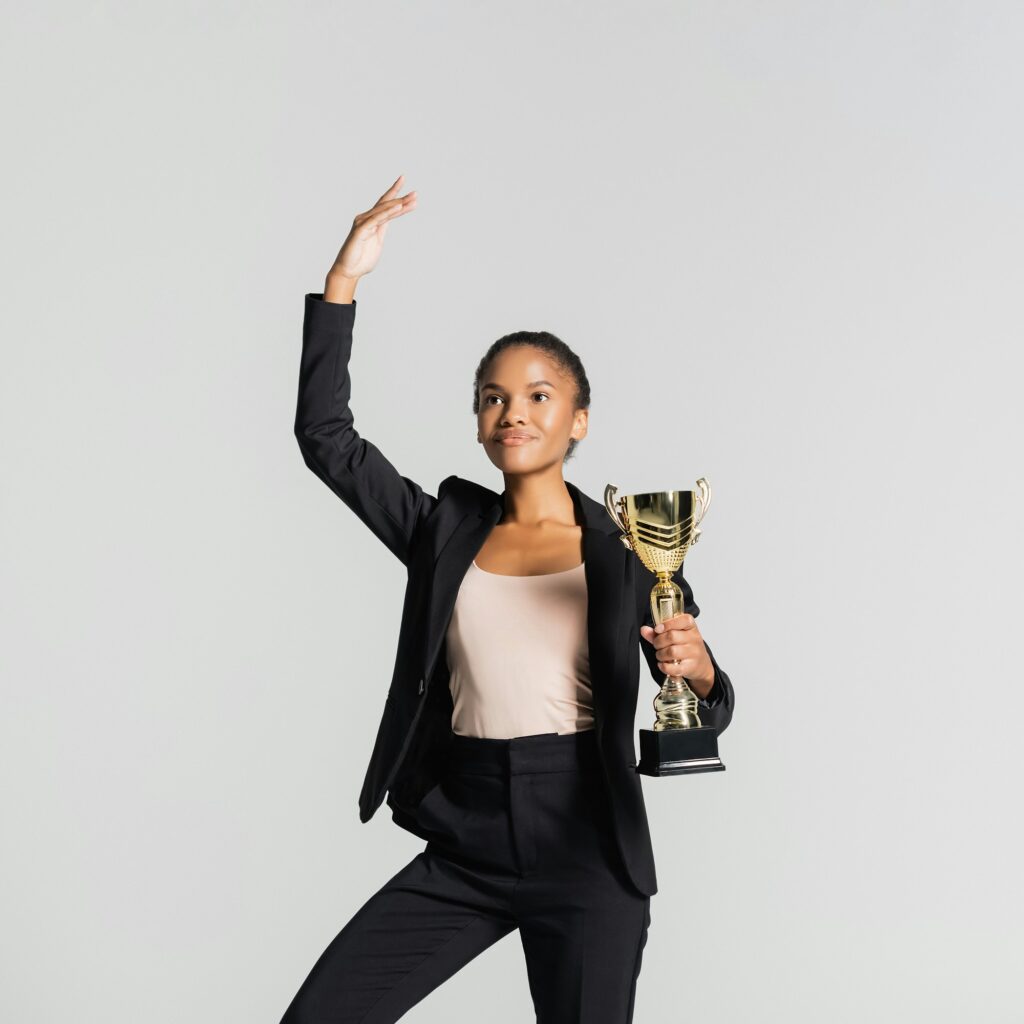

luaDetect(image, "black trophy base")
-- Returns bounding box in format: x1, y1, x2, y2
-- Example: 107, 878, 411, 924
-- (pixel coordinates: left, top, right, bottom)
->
637, 725, 726, 777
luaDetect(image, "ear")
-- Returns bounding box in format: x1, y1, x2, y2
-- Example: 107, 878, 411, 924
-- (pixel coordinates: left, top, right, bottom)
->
573, 409, 589, 440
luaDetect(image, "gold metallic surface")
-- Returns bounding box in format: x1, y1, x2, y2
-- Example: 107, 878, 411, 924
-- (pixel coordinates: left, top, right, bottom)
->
605, 480, 712, 732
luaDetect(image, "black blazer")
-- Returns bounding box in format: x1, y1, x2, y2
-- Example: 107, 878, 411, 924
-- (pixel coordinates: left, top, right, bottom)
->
293, 293, 735, 897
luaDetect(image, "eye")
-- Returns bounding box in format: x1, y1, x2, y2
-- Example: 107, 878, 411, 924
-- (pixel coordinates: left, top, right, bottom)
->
483, 392, 550, 405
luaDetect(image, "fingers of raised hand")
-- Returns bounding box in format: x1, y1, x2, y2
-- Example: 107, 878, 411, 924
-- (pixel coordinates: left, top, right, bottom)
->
377, 174, 404, 203
378, 191, 416, 214
355, 190, 417, 228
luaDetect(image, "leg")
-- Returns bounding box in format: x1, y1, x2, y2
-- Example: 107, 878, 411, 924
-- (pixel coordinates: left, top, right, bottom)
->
518, 886, 652, 1024
280, 848, 517, 1024
509, 755, 654, 1024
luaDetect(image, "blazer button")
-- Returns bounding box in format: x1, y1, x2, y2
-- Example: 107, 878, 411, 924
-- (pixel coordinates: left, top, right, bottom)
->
417, 678, 425, 695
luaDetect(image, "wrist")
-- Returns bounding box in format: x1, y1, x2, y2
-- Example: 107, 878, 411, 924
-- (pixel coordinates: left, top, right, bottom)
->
324, 271, 358, 304
690, 678, 713, 701
689, 667, 715, 701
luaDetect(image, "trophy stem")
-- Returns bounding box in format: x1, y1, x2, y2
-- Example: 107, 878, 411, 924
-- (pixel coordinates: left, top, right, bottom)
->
650, 570, 703, 729
654, 676, 702, 730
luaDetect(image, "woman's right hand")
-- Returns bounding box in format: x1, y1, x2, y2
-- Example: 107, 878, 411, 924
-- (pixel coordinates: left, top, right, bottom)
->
327, 174, 418, 284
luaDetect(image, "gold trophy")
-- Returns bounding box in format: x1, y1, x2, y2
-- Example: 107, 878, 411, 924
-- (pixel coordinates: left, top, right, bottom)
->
605, 480, 726, 777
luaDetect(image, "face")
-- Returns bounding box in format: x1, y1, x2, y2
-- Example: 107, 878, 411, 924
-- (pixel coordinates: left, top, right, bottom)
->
476, 346, 588, 471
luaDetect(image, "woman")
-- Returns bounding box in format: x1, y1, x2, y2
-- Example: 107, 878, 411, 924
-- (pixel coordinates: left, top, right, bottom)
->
281, 175, 735, 1023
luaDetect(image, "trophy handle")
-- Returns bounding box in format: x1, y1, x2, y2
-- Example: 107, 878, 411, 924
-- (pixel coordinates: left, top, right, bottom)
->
689, 478, 711, 547
604, 483, 627, 533
694, 477, 711, 526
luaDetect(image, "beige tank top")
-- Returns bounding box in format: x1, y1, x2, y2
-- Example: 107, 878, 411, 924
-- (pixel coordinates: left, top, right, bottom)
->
445, 559, 594, 739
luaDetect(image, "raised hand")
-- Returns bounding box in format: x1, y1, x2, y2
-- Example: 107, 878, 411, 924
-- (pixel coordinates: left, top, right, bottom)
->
327, 174, 418, 283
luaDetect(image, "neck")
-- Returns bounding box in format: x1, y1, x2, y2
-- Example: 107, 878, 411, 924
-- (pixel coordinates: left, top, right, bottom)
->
499, 469, 579, 528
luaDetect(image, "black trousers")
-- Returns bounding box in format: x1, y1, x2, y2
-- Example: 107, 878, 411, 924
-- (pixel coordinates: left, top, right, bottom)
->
280, 728, 652, 1023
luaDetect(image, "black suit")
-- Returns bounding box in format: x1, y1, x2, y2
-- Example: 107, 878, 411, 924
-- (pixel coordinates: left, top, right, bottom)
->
293, 292, 735, 899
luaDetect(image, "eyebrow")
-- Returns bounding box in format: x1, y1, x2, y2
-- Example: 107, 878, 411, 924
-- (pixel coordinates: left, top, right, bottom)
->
480, 379, 558, 392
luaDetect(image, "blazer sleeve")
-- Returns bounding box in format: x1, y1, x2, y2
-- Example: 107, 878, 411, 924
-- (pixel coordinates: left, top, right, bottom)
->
293, 293, 438, 566
638, 563, 735, 735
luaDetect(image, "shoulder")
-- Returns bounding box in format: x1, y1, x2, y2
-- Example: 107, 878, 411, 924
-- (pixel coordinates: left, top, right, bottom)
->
437, 474, 498, 512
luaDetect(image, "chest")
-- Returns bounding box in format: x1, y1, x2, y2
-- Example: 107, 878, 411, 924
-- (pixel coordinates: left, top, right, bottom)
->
473, 522, 585, 576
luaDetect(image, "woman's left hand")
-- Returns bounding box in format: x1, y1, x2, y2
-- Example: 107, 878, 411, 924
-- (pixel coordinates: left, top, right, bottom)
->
639, 613, 716, 700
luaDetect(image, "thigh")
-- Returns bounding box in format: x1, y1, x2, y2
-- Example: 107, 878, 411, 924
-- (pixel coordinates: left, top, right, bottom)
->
518, 885, 652, 1024
280, 849, 516, 1024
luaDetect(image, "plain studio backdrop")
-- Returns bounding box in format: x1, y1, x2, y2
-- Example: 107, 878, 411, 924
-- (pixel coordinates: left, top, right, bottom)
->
1, 2, 1020, 1021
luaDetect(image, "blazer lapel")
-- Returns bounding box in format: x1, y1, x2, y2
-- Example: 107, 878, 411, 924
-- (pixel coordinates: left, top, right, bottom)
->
421, 479, 630, 715
422, 501, 503, 687
576, 483, 632, 717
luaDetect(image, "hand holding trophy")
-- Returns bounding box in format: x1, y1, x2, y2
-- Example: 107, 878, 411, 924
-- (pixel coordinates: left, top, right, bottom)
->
605, 480, 726, 777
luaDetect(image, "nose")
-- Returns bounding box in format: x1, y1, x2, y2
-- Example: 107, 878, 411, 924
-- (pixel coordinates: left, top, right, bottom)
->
499, 402, 529, 425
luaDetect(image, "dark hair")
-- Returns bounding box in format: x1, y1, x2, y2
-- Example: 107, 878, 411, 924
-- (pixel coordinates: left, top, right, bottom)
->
472, 331, 592, 462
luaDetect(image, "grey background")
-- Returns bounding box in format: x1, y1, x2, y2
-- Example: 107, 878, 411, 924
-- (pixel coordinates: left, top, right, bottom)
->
2, 2, 1020, 1021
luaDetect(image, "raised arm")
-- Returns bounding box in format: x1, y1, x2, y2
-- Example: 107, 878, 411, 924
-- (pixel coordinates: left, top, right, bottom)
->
293, 175, 435, 566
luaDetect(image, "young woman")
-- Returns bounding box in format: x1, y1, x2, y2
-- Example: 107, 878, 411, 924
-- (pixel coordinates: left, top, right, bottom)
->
281, 175, 735, 1024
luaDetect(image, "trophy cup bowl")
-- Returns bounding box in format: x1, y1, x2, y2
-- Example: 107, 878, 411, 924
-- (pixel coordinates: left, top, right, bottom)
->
605, 480, 725, 777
